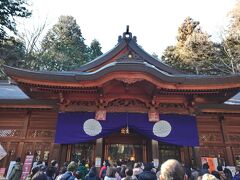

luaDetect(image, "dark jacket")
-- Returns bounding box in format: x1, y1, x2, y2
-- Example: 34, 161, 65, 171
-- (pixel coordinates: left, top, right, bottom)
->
8, 162, 22, 180
233, 173, 240, 180
84, 168, 100, 180
60, 171, 76, 180
137, 170, 157, 180
78, 164, 88, 178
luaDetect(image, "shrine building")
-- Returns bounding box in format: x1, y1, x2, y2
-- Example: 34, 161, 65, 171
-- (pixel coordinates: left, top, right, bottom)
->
1, 28, 240, 168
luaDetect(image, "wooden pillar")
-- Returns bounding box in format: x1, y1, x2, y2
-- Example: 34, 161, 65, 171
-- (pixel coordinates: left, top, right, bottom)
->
226, 147, 234, 166
143, 145, 147, 162
95, 138, 103, 171
151, 140, 159, 168
23, 111, 31, 139
66, 145, 72, 162
219, 115, 227, 143
59, 144, 67, 166
193, 147, 201, 168
151, 140, 159, 160
49, 143, 55, 162
16, 142, 24, 158
180, 147, 185, 164
95, 138, 103, 159
218, 115, 234, 165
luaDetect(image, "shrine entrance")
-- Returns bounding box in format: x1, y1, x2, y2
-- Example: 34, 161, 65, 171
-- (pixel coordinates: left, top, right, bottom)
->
103, 128, 181, 165
104, 128, 151, 164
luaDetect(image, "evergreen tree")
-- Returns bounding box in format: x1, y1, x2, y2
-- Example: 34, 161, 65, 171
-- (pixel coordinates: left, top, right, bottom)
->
162, 17, 217, 74
89, 39, 103, 60
0, 37, 26, 79
176, 17, 199, 46
0, 0, 31, 40
40, 15, 89, 71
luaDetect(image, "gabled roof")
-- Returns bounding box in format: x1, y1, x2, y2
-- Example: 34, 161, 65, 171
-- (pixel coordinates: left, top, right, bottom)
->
77, 29, 182, 75
0, 81, 29, 99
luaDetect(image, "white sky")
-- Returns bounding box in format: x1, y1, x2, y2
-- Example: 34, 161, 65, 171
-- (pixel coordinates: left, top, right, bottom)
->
18, 0, 237, 56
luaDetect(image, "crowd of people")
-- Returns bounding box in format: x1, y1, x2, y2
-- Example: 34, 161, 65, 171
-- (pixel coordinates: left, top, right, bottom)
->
6, 157, 240, 180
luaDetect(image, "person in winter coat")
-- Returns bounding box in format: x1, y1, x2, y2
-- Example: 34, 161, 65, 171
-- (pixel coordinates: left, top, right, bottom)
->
199, 163, 210, 176
223, 167, 233, 180
31, 171, 48, 180
78, 160, 89, 178
104, 167, 117, 180
84, 166, 100, 180
25, 166, 40, 180
132, 163, 143, 179
99, 160, 110, 179
60, 161, 77, 180
55, 166, 67, 180
46, 166, 56, 180
121, 168, 137, 180
138, 162, 157, 180
217, 166, 227, 180
8, 157, 22, 180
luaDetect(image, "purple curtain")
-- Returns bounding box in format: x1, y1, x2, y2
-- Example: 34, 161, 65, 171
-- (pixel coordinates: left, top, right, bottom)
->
55, 112, 199, 146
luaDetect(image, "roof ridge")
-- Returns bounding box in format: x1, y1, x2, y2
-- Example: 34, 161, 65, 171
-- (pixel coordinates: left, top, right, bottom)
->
76, 28, 182, 75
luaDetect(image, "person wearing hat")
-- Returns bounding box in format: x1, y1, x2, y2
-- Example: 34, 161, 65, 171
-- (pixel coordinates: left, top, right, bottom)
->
60, 161, 77, 180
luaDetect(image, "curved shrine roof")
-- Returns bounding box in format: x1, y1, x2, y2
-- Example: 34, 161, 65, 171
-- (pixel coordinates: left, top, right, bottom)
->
3, 28, 240, 90
4, 61, 240, 87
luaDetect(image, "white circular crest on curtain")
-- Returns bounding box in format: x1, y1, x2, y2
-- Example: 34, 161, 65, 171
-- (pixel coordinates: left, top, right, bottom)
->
83, 119, 102, 136
153, 120, 172, 137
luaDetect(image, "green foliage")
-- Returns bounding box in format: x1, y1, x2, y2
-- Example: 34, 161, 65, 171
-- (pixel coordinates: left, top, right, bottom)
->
162, 17, 218, 75
89, 39, 103, 60
40, 15, 89, 71
0, 0, 31, 79
0, 0, 31, 40
0, 37, 26, 79
0, 14, 103, 76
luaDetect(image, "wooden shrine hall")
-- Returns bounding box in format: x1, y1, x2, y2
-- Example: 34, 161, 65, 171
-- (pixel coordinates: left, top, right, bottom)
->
1, 28, 240, 169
